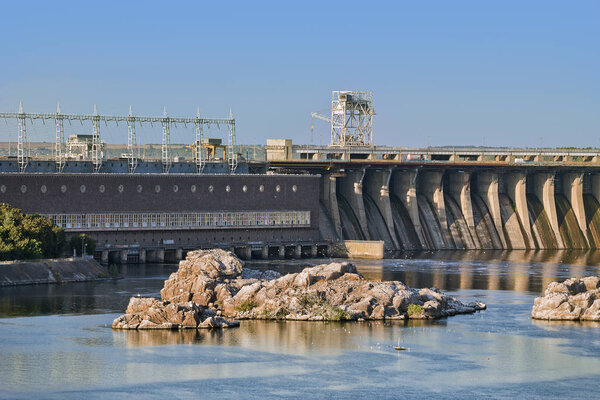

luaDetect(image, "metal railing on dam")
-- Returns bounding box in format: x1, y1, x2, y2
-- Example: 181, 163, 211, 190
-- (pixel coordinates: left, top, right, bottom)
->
269, 160, 600, 252
287, 144, 600, 163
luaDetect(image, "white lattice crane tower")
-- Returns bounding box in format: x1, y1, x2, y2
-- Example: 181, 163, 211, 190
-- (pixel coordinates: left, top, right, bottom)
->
312, 91, 374, 147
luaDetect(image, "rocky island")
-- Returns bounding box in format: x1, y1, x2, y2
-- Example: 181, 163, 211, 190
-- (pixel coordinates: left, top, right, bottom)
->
113, 249, 486, 330
532, 276, 600, 321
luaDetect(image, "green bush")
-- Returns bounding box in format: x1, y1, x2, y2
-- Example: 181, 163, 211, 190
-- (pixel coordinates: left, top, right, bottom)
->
275, 307, 289, 319
234, 300, 258, 313
108, 264, 119, 278
68, 234, 96, 256
299, 294, 318, 309
407, 304, 424, 316
0, 204, 65, 260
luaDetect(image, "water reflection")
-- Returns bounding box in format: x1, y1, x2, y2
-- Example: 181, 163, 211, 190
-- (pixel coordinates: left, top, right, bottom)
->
116, 319, 438, 352
0, 264, 179, 318
2, 295, 600, 398
249, 250, 600, 294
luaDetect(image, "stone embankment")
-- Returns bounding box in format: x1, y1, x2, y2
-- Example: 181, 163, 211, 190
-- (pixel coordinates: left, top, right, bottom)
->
532, 276, 600, 321
0, 257, 108, 286
113, 249, 485, 330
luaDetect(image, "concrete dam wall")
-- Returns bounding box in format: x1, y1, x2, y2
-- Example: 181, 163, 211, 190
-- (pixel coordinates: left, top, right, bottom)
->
318, 167, 600, 251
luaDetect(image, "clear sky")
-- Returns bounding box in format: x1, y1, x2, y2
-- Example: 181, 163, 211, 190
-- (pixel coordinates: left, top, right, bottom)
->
0, 0, 598, 148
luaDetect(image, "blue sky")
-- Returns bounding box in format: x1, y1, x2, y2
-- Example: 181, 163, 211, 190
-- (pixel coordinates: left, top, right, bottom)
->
0, 0, 599, 147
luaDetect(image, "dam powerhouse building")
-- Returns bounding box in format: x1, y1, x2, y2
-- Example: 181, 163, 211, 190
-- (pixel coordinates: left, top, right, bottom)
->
3, 94, 600, 263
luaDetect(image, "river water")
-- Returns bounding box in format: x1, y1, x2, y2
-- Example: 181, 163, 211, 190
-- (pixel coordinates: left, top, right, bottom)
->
1, 250, 600, 399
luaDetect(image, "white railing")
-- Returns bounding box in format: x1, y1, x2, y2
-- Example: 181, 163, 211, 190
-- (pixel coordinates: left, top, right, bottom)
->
45, 210, 311, 231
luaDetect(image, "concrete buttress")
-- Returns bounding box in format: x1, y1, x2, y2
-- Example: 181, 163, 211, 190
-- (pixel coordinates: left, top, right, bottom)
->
321, 174, 342, 239
446, 170, 478, 249
475, 172, 507, 248
562, 172, 588, 244
338, 169, 370, 240
448, 171, 475, 229
417, 170, 453, 249
504, 172, 534, 248
591, 174, 600, 204
533, 172, 565, 248
364, 168, 401, 250
390, 169, 427, 248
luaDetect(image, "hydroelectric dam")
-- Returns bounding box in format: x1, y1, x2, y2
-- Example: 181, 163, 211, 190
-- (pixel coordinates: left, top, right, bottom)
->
2, 95, 600, 262
269, 156, 600, 252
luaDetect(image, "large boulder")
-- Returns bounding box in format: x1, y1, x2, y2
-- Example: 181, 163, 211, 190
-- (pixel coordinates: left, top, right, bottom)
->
112, 297, 239, 330
532, 276, 600, 321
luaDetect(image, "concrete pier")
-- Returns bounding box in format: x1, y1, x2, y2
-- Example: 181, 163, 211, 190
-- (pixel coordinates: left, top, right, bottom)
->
278, 245, 285, 259
261, 245, 269, 259
120, 250, 128, 264
310, 244, 318, 258
156, 248, 165, 263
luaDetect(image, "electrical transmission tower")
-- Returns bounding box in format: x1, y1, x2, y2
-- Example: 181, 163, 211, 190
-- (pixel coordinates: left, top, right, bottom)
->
55, 103, 65, 172
1, 104, 236, 174
194, 108, 205, 173
92, 105, 102, 172
311, 91, 375, 147
127, 105, 138, 173
162, 107, 171, 173
17, 101, 28, 172
227, 108, 237, 173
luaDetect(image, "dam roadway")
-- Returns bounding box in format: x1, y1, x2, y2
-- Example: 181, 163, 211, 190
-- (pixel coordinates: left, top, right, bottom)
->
269, 159, 600, 252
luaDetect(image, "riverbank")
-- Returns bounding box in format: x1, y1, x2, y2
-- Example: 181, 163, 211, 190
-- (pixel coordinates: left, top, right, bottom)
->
0, 257, 108, 286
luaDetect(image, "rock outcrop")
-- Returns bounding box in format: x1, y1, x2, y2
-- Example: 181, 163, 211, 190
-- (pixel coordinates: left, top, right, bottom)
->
113, 249, 485, 329
532, 276, 600, 321
112, 297, 239, 330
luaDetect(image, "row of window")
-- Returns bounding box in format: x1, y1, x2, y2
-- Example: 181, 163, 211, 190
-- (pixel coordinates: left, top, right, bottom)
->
1, 183, 299, 194
45, 211, 311, 230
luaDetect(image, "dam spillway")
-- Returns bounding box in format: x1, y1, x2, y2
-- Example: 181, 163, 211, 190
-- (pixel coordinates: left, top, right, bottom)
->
271, 160, 600, 252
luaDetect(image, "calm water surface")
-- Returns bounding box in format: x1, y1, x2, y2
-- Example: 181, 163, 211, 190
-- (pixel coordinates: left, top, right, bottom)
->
1, 250, 600, 399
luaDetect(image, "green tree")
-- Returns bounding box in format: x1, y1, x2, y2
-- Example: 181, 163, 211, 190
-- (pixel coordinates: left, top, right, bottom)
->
68, 234, 97, 256
0, 204, 65, 260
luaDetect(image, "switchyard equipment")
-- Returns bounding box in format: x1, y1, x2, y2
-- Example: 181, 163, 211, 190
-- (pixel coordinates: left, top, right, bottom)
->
311, 91, 375, 147
0, 103, 238, 173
